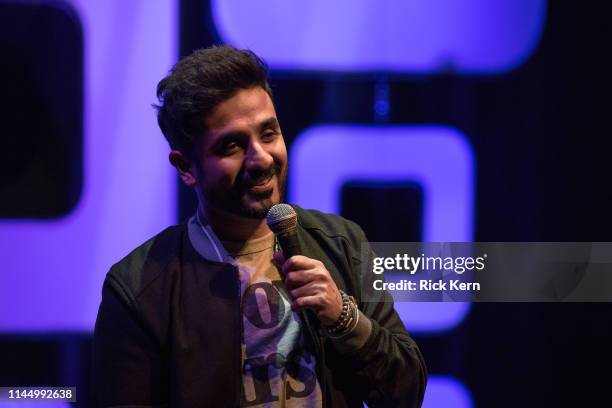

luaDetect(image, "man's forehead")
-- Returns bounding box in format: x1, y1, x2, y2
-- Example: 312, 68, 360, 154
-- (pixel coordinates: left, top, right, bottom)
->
203, 89, 278, 140
206, 88, 275, 125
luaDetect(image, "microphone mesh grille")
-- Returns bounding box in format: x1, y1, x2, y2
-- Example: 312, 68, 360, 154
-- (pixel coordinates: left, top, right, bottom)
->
266, 204, 298, 233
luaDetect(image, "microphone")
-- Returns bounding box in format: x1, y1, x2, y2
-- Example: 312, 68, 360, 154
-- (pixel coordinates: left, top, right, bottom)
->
267, 204, 321, 333
266, 203, 301, 258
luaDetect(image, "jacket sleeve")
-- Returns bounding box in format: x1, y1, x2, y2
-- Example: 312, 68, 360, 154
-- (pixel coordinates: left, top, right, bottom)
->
332, 226, 428, 408
92, 276, 168, 408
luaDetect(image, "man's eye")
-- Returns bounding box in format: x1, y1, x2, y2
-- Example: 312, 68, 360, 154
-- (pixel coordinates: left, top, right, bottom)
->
262, 131, 277, 141
221, 142, 239, 154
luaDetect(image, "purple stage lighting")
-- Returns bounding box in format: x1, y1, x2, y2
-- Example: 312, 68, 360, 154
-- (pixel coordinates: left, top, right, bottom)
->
212, 0, 546, 73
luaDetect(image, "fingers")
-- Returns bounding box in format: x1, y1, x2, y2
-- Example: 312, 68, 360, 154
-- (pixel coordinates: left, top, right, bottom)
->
282, 255, 323, 276
284, 270, 317, 290
277, 255, 343, 325
289, 281, 324, 299
290, 294, 321, 312
281, 255, 325, 290
290, 293, 342, 325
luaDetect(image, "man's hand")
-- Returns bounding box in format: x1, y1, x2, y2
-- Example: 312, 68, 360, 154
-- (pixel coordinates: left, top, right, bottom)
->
277, 254, 343, 326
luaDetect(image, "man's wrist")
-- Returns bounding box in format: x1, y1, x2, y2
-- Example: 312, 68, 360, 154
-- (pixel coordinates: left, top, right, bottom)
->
327, 309, 373, 353
322, 290, 373, 353
324, 290, 358, 336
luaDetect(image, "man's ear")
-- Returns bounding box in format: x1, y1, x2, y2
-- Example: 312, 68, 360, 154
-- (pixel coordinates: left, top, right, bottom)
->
169, 150, 198, 187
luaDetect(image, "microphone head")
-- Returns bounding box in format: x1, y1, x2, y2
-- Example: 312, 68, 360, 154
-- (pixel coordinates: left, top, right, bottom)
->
266, 204, 298, 234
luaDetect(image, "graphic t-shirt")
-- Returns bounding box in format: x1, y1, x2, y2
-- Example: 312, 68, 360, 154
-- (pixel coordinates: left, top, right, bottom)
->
223, 233, 322, 408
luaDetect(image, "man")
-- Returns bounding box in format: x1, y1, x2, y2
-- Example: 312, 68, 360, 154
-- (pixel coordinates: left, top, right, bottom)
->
93, 45, 426, 407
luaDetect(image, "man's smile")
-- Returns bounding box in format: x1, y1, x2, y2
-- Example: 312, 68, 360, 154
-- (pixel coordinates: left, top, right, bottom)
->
246, 175, 275, 194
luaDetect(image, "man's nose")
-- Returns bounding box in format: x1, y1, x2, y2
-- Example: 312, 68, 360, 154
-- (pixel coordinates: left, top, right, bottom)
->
245, 140, 274, 170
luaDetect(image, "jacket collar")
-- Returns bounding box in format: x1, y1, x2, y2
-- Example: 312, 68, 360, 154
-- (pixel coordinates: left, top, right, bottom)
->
187, 214, 233, 263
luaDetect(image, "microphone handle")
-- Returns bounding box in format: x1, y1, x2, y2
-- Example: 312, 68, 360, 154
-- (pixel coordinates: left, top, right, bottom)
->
275, 229, 322, 337
276, 229, 301, 260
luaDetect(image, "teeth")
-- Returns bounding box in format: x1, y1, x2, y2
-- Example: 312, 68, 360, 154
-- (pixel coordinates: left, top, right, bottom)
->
252, 177, 272, 186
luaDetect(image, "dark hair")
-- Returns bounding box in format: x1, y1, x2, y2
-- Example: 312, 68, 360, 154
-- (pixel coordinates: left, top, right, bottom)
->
154, 45, 273, 153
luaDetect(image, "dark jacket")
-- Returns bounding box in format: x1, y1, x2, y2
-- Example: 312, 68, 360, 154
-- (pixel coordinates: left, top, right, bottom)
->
93, 206, 427, 407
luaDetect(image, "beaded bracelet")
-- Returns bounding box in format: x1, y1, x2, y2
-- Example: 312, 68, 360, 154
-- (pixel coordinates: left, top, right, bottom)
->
325, 290, 359, 336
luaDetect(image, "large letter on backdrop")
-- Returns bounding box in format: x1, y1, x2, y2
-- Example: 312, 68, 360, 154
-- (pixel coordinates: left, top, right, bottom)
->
289, 125, 475, 332
0, 0, 177, 331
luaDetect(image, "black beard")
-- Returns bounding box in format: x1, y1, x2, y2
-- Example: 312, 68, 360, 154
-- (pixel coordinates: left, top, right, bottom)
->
236, 199, 274, 219
225, 164, 285, 219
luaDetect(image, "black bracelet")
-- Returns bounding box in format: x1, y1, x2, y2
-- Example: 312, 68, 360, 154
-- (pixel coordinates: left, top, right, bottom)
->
325, 290, 358, 336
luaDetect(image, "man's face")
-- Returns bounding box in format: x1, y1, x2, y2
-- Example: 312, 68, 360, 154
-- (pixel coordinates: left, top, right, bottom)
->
193, 87, 288, 219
